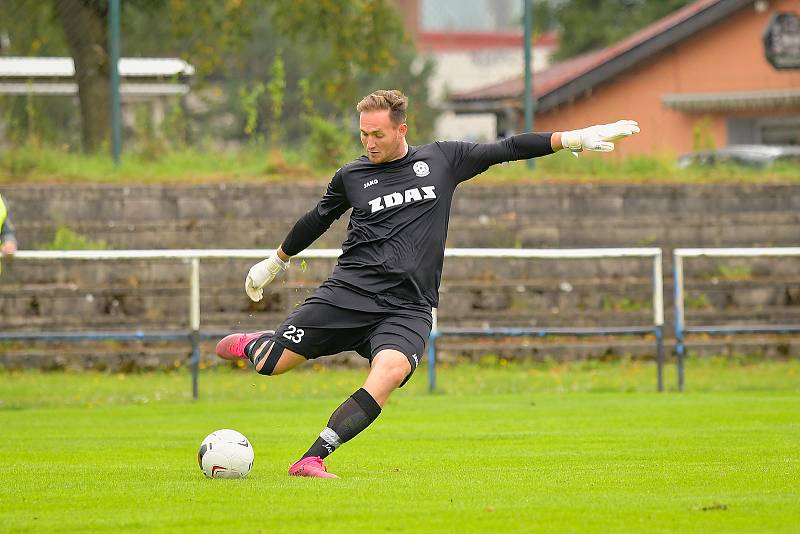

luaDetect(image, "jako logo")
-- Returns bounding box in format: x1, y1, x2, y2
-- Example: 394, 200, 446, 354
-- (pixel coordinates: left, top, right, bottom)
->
363, 179, 378, 189
368, 186, 436, 213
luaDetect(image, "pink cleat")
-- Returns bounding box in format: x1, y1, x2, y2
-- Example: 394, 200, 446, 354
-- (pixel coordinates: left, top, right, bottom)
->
215, 330, 274, 361
288, 456, 338, 478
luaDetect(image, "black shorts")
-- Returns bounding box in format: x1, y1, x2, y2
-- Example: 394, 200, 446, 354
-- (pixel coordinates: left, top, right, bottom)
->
271, 285, 432, 386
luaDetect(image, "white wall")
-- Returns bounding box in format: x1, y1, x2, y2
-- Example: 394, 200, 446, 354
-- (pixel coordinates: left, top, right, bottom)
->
427, 46, 553, 141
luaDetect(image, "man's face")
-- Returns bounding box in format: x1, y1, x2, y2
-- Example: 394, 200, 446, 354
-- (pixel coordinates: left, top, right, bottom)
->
359, 109, 408, 163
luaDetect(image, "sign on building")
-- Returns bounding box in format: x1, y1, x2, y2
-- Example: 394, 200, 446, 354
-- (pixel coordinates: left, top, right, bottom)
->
764, 12, 800, 70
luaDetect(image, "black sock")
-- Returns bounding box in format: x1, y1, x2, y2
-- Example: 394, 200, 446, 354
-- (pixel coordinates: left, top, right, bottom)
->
244, 333, 273, 362
244, 339, 258, 359
302, 388, 382, 460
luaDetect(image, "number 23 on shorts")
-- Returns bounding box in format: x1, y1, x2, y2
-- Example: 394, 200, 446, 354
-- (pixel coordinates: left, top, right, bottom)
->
282, 324, 304, 343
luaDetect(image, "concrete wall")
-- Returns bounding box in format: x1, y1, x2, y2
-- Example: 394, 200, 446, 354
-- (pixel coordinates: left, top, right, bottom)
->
1, 181, 798, 368
4, 181, 799, 249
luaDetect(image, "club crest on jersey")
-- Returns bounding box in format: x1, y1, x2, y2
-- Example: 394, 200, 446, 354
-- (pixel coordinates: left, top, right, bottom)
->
413, 161, 430, 177
368, 186, 436, 213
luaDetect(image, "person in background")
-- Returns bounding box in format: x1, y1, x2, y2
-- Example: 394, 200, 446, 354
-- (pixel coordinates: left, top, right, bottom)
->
0, 192, 17, 275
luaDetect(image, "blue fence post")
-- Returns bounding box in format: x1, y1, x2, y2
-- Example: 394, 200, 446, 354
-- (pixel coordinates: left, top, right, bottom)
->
190, 331, 200, 400
655, 325, 664, 392
189, 258, 201, 400
652, 249, 665, 392
427, 332, 438, 393
673, 252, 685, 392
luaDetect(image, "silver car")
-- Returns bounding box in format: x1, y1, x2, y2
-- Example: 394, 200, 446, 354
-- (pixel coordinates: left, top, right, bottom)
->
678, 145, 800, 169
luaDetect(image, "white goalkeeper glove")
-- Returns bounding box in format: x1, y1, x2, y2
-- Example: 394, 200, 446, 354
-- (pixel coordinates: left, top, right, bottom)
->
244, 251, 289, 302
561, 120, 640, 156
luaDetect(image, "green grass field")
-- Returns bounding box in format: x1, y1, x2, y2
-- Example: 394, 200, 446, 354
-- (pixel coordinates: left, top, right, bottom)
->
2, 359, 799, 533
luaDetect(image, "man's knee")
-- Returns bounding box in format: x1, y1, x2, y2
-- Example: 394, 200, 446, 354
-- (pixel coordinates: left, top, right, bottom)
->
372, 350, 412, 387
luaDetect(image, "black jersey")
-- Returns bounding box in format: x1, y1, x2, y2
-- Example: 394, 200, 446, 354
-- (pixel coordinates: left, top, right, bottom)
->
282, 134, 554, 309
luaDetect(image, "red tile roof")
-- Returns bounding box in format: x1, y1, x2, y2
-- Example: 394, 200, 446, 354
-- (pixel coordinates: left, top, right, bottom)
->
418, 30, 558, 51
450, 0, 738, 106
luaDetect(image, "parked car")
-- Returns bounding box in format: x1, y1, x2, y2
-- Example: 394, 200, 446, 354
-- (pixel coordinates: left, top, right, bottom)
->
677, 144, 800, 169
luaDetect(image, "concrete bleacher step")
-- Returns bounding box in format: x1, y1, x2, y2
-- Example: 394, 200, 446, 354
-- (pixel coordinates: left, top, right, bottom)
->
3, 183, 799, 368
3, 276, 795, 305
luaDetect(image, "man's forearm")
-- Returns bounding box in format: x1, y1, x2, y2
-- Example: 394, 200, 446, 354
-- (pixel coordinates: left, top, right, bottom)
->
280, 207, 334, 257
481, 132, 555, 165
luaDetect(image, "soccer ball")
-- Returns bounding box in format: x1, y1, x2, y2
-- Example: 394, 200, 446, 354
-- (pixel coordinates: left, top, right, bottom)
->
198, 429, 254, 479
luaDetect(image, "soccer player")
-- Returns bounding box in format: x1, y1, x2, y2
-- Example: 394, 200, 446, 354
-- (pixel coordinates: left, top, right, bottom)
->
216, 89, 639, 478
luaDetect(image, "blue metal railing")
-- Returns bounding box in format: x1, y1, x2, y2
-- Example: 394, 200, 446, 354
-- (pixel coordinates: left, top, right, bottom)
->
4, 248, 666, 396
3, 249, 340, 399
673, 247, 800, 391
427, 248, 665, 392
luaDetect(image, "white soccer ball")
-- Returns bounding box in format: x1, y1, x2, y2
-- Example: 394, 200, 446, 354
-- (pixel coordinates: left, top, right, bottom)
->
198, 429, 254, 479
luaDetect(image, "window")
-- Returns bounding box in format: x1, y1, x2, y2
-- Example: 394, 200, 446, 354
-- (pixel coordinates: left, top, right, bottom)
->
727, 116, 800, 145
759, 117, 800, 145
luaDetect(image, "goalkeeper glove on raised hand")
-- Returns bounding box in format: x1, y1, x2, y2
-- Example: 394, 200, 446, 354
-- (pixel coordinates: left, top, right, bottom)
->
561, 120, 640, 155
244, 251, 289, 302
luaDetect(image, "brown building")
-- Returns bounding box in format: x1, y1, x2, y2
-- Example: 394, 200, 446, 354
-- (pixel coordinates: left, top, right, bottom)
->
449, 0, 800, 156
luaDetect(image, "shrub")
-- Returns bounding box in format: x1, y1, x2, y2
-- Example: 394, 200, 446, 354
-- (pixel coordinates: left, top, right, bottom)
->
305, 115, 351, 169
37, 226, 108, 250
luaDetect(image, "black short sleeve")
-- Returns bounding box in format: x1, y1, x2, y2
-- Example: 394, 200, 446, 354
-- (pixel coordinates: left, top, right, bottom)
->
317, 169, 351, 219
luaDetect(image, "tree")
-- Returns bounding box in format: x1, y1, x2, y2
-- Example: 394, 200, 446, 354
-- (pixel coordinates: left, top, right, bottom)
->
532, 0, 558, 37
553, 0, 694, 61
54, 0, 112, 152
269, 0, 409, 111
51, 0, 259, 152
185, 0, 435, 149
1, 0, 417, 153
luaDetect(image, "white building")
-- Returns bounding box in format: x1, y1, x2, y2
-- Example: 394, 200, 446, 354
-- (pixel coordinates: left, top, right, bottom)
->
394, 0, 557, 141
0, 56, 194, 146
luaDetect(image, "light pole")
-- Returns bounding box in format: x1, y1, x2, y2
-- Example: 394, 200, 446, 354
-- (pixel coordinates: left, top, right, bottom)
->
523, 0, 534, 169
109, 0, 122, 166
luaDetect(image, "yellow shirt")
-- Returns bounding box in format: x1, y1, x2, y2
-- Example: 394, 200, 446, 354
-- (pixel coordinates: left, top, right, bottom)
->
0, 194, 6, 231
0, 194, 7, 275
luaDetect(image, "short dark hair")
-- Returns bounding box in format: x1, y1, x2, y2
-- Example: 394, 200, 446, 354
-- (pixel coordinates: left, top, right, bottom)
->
356, 89, 408, 125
